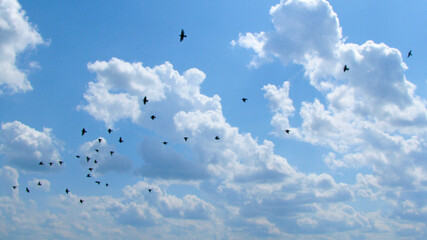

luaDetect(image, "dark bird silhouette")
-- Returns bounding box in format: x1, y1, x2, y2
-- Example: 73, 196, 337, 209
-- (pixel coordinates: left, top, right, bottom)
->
65, 188, 69, 194
143, 96, 149, 105
179, 29, 187, 42
285, 129, 290, 134
106, 183, 109, 187
408, 50, 412, 58
76, 155, 80, 158
148, 189, 152, 193
58, 161, 64, 165
86, 156, 90, 162
242, 98, 247, 102
80, 199, 84, 204
95, 149, 99, 152
39, 161, 44, 166
119, 137, 124, 143
12, 186, 17, 189
37, 181, 42, 186
110, 151, 114, 156
98, 138, 102, 143
81, 128, 87, 136
95, 181, 101, 185
26, 187, 30, 193
343, 65, 349, 72
163, 141, 168, 145
94, 160, 98, 164
87, 174, 91, 178
151, 115, 156, 120
184, 137, 189, 141
49, 162, 53, 166
88, 167, 93, 172
108, 128, 113, 134
215, 136, 220, 140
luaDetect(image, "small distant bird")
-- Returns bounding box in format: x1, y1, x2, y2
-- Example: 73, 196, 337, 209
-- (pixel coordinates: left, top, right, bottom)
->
37, 181, 42, 186
108, 128, 113, 134
87, 174, 91, 178
184, 137, 189, 141
95, 149, 99, 152
143, 96, 149, 105
285, 129, 290, 134
98, 138, 102, 143
148, 189, 152, 193
163, 141, 168, 145
58, 161, 64, 165
119, 137, 124, 143
110, 151, 114, 156
94, 160, 98, 164
86, 157, 90, 162
26, 187, 30, 193
343, 65, 349, 72
12, 186, 17, 189
80, 199, 84, 204
76, 155, 80, 158
215, 136, 220, 140
242, 98, 247, 102
408, 50, 412, 58
95, 181, 101, 185
81, 128, 87, 136
151, 115, 156, 120
179, 29, 187, 42
39, 161, 44, 166
88, 167, 93, 172
65, 188, 69, 194
49, 162, 53, 166
105, 183, 109, 187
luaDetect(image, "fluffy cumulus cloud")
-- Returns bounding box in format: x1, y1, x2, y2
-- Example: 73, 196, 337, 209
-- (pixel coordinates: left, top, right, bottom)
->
0, 121, 62, 172
0, 0, 44, 94
235, 0, 427, 237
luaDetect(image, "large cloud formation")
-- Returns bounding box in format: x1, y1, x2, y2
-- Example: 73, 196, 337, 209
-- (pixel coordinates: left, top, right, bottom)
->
0, 0, 44, 94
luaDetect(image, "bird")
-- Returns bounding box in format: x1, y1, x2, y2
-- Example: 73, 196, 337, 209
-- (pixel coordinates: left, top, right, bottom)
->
163, 141, 168, 145
26, 187, 30, 193
143, 96, 149, 105
118, 137, 124, 143
76, 155, 80, 158
88, 167, 93, 172
184, 137, 189, 141
98, 138, 102, 143
179, 29, 187, 42
80, 199, 84, 204
148, 189, 152, 193
49, 162, 53, 166
105, 183, 109, 187
86, 156, 90, 162
215, 136, 220, 140
343, 65, 349, 72
39, 161, 44, 166
95, 149, 99, 152
37, 181, 42, 186
242, 98, 247, 102
110, 151, 114, 156
58, 161, 64, 165
94, 160, 98, 164
12, 186, 17, 189
151, 115, 156, 120
408, 50, 412, 58
95, 181, 101, 185
87, 174, 91, 178
108, 128, 113, 134
65, 188, 69, 194
285, 129, 290, 134
81, 128, 87, 136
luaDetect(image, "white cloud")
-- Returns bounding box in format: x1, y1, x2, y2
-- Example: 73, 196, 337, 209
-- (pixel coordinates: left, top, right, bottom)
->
0, 0, 44, 94
0, 121, 62, 172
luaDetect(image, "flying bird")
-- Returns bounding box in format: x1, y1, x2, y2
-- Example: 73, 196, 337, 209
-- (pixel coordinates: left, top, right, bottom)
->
106, 183, 109, 187
58, 161, 64, 165
49, 162, 53, 166
88, 167, 93, 172
95, 181, 101, 185
184, 137, 189, 141
179, 29, 187, 42
119, 137, 124, 143
81, 128, 87, 136
108, 128, 113, 134
80, 199, 84, 204
76, 155, 80, 158
143, 96, 149, 105
285, 129, 290, 134
86, 156, 90, 162
65, 188, 69, 194
94, 160, 98, 164
151, 115, 156, 120
242, 98, 247, 102
163, 141, 168, 145
215, 136, 220, 140
408, 50, 412, 58
87, 174, 91, 178
39, 161, 44, 166
98, 138, 102, 143
148, 189, 152, 193
12, 186, 17, 189
26, 187, 30, 193
95, 149, 99, 152
110, 151, 114, 156
37, 181, 42, 186
343, 65, 349, 72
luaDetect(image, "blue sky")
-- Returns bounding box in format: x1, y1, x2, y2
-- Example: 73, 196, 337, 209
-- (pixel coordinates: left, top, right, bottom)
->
1, 0, 427, 239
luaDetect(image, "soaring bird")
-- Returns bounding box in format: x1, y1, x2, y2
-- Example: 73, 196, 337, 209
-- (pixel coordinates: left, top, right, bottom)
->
119, 137, 124, 143
95, 149, 99, 152
105, 183, 109, 187
87, 174, 91, 178
285, 129, 290, 134
184, 137, 189, 141
80, 199, 84, 204
95, 181, 101, 185
143, 96, 149, 105
108, 128, 113, 134
148, 189, 152, 193
39, 161, 44, 166
37, 181, 42, 186
81, 128, 87, 136
163, 141, 168, 145
151, 115, 156, 120
65, 188, 69, 194
76, 155, 80, 158
26, 187, 30, 193
12, 186, 17, 189
179, 29, 187, 42
88, 167, 93, 172
86, 156, 90, 163
49, 162, 53, 166
58, 161, 64, 165
98, 138, 102, 143
94, 160, 98, 164
408, 50, 412, 58
242, 98, 247, 102
343, 65, 350, 72
110, 151, 114, 156
215, 136, 220, 140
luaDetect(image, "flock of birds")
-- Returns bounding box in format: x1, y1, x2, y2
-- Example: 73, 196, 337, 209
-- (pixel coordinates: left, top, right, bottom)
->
11, 29, 413, 204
